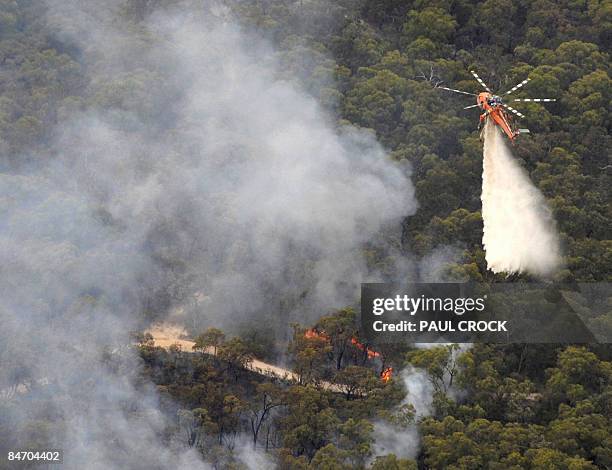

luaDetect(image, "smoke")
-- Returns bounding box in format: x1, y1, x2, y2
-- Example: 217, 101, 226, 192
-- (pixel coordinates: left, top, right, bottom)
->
481, 122, 561, 277
372, 340, 472, 461
417, 246, 465, 281
0, 1, 415, 468
372, 366, 434, 460
233, 436, 276, 470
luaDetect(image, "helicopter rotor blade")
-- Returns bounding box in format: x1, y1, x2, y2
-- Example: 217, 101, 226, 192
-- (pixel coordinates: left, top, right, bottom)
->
503, 77, 531, 95
470, 70, 492, 93
464, 104, 479, 109
502, 104, 525, 119
437, 86, 476, 96
512, 98, 556, 102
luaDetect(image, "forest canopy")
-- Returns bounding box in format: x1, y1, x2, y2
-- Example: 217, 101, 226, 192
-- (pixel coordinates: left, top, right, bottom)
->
0, 0, 610, 469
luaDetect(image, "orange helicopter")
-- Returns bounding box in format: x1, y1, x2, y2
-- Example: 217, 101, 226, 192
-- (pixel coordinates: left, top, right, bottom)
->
438, 70, 556, 142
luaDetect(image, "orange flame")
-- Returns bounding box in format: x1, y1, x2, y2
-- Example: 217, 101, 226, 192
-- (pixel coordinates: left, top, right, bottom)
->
381, 367, 393, 383
351, 337, 381, 359
303, 328, 391, 383
304, 328, 330, 341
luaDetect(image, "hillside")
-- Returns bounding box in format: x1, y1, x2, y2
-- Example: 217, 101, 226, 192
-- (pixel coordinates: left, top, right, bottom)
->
0, 1, 610, 469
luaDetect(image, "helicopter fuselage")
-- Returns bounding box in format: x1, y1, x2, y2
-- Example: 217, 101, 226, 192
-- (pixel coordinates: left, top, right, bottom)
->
477, 92, 519, 141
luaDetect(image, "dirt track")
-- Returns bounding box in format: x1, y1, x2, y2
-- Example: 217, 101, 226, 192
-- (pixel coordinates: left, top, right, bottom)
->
147, 325, 329, 386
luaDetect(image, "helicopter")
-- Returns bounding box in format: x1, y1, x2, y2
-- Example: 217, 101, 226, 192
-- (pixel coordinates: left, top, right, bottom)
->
437, 71, 556, 142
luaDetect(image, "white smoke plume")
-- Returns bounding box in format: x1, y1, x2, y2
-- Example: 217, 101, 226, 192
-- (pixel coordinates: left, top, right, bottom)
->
481, 121, 562, 277
0, 1, 416, 468
372, 366, 434, 460
372, 341, 472, 461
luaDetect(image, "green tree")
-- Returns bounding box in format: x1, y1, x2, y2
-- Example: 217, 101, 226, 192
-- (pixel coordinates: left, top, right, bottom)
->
370, 454, 417, 470
217, 337, 255, 381
338, 418, 374, 467
282, 386, 340, 460
317, 308, 358, 370
193, 327, 226, 355
248, 383, 285, 448
406, 344, 461, 394
310, 444, 351, 470
402, 7, 457, 44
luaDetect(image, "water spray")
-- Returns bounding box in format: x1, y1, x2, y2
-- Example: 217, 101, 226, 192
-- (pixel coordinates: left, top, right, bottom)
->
481, 122, 561, 277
